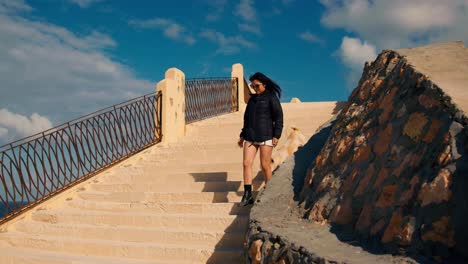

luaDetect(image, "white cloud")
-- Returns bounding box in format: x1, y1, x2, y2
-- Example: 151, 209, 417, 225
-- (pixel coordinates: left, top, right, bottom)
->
0, 109, 53, 143
205, 0, 228, 21
0, 0, 32, 13
235, 0, 262, 35
69, 0, 103, 8
200, 30, 256, 55
0, 127, 8, 139
338, 36, 377, 89
319, 0, 468, 90
299, 31, 324, 44
235, 0, 256, 22
339, 36, 377, 69
320, 0, 468, 49
0, 1, 153, 142
239, 23, 261, 35
129, 18, 196, 45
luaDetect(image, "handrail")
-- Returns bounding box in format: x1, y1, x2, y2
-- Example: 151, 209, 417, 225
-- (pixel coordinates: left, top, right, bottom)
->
0, 91, 158, 151
0, 91, 163, 224
185, 77, 238, 124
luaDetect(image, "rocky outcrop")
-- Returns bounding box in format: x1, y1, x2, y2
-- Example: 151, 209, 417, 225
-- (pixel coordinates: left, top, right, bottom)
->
245, 42, 468, 263
246, 122, 417, 264
299, 42, 468, 261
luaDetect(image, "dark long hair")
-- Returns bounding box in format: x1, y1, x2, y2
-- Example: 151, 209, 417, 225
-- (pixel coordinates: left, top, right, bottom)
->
249, 72, 282, 99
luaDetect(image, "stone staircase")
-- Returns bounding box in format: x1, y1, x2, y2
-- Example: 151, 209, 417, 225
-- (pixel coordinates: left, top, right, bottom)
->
0, 102, 337, 263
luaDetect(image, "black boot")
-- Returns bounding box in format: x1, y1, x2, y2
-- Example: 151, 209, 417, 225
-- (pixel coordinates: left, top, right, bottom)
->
238, 190, 254, 207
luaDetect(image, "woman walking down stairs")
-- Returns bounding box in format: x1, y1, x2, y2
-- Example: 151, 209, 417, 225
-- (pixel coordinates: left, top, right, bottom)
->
0, 102, 337, 263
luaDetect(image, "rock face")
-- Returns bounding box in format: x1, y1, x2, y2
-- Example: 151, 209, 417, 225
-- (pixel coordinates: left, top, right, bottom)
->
299, 42, 468, 260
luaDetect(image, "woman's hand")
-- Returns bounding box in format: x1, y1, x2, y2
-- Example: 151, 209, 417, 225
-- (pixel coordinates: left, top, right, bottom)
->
238, 137, 245, 148
272, 137, 279, 147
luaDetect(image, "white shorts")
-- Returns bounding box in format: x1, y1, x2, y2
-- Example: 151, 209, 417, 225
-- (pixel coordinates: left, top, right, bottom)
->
245, 139, 274, 147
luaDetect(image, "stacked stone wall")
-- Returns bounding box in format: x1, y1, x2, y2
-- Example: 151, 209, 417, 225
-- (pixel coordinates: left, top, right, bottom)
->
299, 50, 468, 260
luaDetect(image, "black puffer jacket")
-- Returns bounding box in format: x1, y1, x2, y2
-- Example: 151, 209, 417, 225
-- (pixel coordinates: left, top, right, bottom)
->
240, 90, 283, 142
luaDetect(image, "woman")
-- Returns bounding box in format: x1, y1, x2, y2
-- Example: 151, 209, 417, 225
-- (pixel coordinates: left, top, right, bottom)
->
237, 72, 283, 206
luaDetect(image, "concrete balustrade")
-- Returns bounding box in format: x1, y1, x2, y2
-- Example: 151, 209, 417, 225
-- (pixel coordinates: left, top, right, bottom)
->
156, 67, 186, 143
231, 63, 252, 110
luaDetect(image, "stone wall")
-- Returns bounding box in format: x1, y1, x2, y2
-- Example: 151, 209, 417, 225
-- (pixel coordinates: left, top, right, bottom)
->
299, 49, 468, 260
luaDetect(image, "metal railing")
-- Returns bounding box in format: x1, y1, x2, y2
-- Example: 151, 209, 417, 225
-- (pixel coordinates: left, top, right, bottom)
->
185, 77, 238, 124
0, 91, 162, 224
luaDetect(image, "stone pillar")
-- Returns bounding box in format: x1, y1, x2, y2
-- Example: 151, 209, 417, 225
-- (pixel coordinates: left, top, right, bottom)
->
156, 68, 186, 143
231, 63, 252, 109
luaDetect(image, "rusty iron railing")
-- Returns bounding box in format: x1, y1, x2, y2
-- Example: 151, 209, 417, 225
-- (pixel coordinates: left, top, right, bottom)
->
185, 77, 238, 124
0, 91, 162, 224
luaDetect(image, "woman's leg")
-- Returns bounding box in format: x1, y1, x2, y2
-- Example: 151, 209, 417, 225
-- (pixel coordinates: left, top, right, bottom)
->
243, 141, 258, 185
259, 145, 273, 184
240, 141, 258, 206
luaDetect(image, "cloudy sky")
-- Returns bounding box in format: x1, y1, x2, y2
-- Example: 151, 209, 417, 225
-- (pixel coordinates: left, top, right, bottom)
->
0, 0, 467, 145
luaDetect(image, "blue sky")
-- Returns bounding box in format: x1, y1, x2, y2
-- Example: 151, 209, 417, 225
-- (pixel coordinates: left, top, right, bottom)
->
0, 0, 467, 144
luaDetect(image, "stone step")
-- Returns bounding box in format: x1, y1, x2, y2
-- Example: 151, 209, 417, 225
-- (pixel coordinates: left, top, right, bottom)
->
1, 232, 244, 263
13, 220, 245, 248
150, 142, 243, 152
98, 168, 263, 183
143, 151, 243, 164
0, 245, 183, 264
101, 171, 262, 184
89, 180, 264, 193
77, 190, 258, 204
141, 161, 255, 171
31, 210, 249, 232
65, 198, 251, 216
113, 162, 256, 176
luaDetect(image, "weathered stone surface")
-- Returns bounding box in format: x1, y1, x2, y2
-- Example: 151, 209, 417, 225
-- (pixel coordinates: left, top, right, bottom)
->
330, 198, 353, 225
437, 145, 452, 166
309, 202, 327, 224
403, 112, 429, 141
376, 185, 397, 208
371, 219, 387, 236
342, 169, 358, 192
353, 144, 371, 162
374, 124, 393, 155
346, 120, 362, 132
382, 210, 403, 243
398, 175, 419, 206
394, 154, 411, 177
373, 168, 389, 188
378, 87, 398, 125
332, 136, 353, 164
356, 203, 373, 231
422, 119, 442, 143
314, 151, 327, 169
249, 240, 263, 264
419, 94, 441, 109
371, 79, 384, 96
359, 80, 373, 101
354, 165, 375, 196
421, 216, 455, 247
418, 168, 452, 206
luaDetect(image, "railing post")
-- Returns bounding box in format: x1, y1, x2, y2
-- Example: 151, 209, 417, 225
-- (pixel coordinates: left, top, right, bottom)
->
231, 63, 251, 110
156, 68, 186, 143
